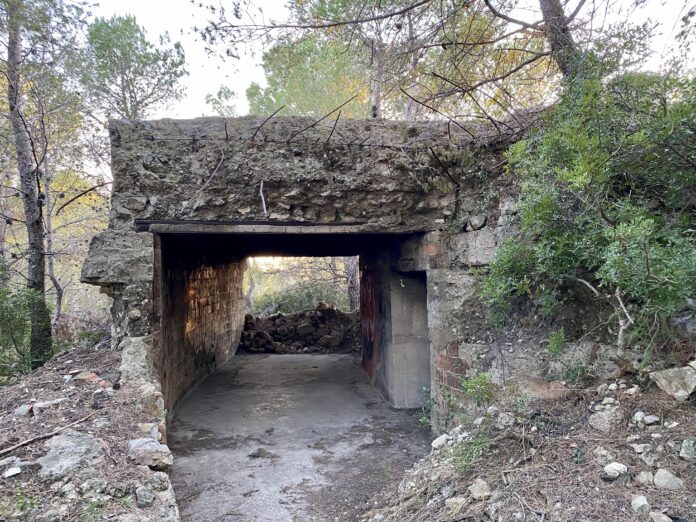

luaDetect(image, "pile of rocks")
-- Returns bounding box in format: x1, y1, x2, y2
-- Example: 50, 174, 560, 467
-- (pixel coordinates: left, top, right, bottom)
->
588, 378, 693, 522
239, 303, 360, 354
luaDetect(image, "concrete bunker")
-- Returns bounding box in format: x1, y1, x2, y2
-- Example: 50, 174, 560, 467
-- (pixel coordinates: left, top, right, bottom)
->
154, 229, 430, 409
82, 115, 513, 429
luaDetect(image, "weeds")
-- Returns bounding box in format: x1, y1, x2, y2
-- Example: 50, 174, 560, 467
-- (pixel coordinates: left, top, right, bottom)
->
439, 387, 458, 428
461, 373, 493, 405
563, 363, 589, 383
546, 327, 566, 358
450, 435, 490, 472
419, 386, 436, 427
14, 488, 37, 512
81, 499, 106, 521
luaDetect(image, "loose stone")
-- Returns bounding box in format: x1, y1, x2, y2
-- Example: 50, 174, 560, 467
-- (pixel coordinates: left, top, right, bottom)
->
631, 495, 650, 515
603, 462, 627, 479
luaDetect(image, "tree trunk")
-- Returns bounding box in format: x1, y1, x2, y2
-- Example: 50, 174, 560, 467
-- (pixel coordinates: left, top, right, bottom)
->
44, 164, 63, 324
538, 0, 582, 76
345, 257, 360, 312
7, 0, 53, 368
0, 174, 9, 267
244, 258, 256, 310
403, 12, 419, 120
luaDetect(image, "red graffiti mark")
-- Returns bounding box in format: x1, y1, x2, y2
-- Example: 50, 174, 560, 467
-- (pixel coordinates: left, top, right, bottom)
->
360, 261, 380, 379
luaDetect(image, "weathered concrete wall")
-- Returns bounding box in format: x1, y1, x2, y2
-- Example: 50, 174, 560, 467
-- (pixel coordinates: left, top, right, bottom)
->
83, 115, 525, 429
360, 249, 430, 408
385, 272, 429, 408
106, 117, 509, 233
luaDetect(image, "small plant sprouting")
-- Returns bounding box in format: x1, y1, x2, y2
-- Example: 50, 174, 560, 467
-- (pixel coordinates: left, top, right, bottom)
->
461, 373, 493, 405
572, 444, 585, 464
450, 435, 489, 472
563, 363, 588, 383
14, 488, 37, 512
82, 499, 107, 521
419, 386, 436, 427
546, 327, 566, 358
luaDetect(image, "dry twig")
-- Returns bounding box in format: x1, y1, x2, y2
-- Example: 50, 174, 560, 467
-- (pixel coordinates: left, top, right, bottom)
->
0, 411, 97, 458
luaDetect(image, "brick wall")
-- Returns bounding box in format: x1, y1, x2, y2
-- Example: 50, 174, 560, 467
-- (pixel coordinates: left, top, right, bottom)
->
435, 341, 469, 394
158, 240, 245, 408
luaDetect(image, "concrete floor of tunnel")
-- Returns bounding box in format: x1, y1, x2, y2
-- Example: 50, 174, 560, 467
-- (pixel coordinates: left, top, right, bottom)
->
168, 353, 431, 521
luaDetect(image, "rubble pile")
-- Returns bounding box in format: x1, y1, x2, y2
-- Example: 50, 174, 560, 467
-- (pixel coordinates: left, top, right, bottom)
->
239, 303, 360, 355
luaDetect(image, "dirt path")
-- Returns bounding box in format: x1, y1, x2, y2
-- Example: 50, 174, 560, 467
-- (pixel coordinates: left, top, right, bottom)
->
168, 353, 431, 521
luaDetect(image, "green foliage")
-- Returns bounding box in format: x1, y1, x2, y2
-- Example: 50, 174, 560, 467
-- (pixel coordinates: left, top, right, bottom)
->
461, 373, 493, 405
252, 279, 348, 315
449, 435, 489, 473
80, 15, 187, 119
0, 281, 34, 383
483, 69, 696, 349
14, 487, 37, 512
205, 86, 236, 117
562, 363, 590, 383
81, 499, 106, 521
479, 240, 536, 322
418, 386, 436, 427
571, 444, 585, 464
246, 257, 356, 315
546, 328, 566, 359
246, 35, 369, 118
438, 386, 459, 428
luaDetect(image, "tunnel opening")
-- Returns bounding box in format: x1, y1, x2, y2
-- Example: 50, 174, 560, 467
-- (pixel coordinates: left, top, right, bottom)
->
153, 230, 431, 412
239, 255, 361, 357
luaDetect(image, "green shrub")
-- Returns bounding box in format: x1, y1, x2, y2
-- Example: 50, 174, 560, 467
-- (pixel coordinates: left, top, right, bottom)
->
252, 278, 349, 315
0, 283, 35, 384
546, 327, 566, 358
461, 373, 493, 405
563, 363, 590, 383
483, 70, 696, 350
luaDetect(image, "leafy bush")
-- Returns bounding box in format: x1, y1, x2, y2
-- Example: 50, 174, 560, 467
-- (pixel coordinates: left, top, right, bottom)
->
251, 279, 349, 315
461, 373, 493, 405
547, 327, 566, 358
483, 70, 696, 350
0, 283, 34, 383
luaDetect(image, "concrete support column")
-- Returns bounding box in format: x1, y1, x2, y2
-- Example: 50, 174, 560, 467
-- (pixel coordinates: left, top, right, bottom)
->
385, 271, 430, 408
360, 248, 430, 409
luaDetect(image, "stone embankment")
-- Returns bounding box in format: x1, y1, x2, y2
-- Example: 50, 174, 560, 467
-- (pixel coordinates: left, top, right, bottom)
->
239, 304, 360, 355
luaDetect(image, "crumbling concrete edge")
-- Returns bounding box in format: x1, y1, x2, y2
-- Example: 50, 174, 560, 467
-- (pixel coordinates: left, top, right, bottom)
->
83, 229, 182, 520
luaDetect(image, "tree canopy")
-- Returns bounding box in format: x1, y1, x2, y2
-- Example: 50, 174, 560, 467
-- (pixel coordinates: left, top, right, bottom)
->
80, 14, 187, 120
246, 35, 370, 117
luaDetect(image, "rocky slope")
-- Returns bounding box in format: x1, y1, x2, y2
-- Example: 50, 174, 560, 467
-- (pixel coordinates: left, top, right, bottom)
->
360, 372, 696, 522
0, 345, 178, 521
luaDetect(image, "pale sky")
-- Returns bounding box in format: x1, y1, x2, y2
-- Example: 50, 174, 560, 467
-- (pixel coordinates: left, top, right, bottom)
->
91, 0, 691, 119
91, 0, 290, 118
